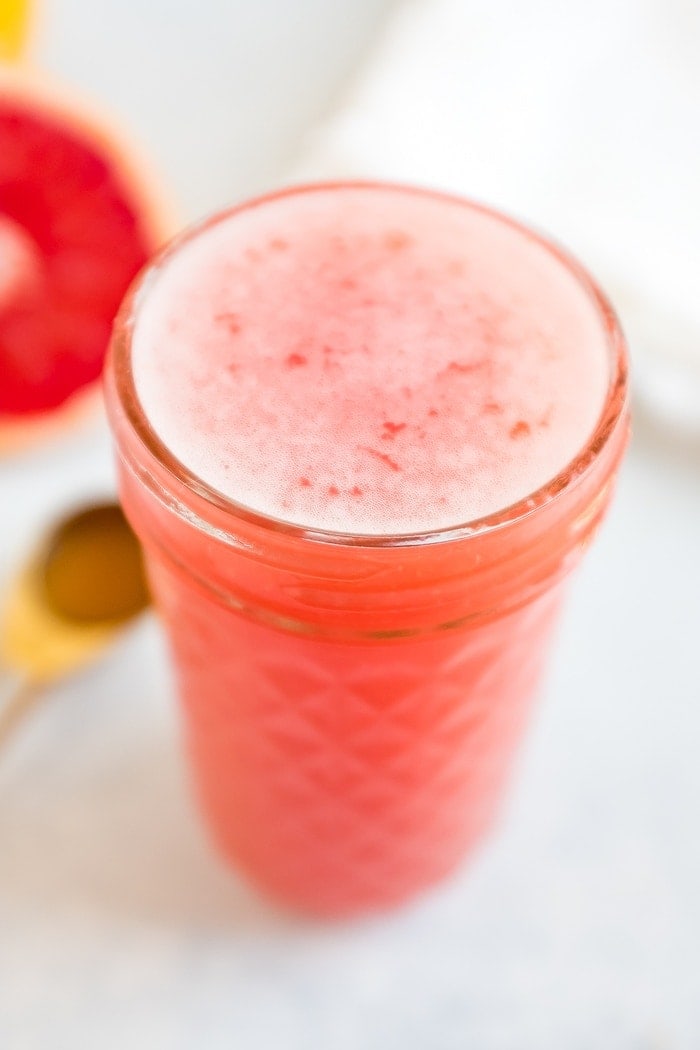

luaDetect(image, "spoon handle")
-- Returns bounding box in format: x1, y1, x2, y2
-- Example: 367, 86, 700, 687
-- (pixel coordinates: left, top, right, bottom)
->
0, 676, 43, 750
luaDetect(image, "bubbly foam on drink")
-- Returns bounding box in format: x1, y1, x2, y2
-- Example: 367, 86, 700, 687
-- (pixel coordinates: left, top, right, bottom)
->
132, 186, 610, 534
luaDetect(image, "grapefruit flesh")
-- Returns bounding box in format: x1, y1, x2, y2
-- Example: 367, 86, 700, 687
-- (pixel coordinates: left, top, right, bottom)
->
0, 93, 160, 416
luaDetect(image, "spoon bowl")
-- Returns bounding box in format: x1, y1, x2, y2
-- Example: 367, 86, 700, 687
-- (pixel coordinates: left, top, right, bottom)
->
0, 500, 150, 744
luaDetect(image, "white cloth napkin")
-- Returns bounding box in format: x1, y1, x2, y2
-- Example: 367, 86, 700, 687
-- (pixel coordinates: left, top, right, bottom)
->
294, 0, 700, 438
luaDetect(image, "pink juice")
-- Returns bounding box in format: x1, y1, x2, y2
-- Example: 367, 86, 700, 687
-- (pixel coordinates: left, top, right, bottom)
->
106, 184, 628, 915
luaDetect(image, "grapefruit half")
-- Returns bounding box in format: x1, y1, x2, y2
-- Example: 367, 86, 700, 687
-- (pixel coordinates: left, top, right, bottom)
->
0, 67, 175, 452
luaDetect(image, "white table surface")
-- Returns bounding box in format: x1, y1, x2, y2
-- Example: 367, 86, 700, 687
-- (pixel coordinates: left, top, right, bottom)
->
1, 416, 699, 1050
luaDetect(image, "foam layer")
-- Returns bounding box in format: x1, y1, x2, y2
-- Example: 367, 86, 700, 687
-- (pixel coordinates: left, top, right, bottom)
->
131, 185, 610, 534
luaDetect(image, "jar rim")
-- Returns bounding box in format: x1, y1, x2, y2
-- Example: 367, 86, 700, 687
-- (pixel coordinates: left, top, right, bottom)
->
107, 180, 629, 550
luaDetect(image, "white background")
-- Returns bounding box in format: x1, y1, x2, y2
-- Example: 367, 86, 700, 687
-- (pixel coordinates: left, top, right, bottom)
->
38, 0, 396, 218
1, 2, 700, 1047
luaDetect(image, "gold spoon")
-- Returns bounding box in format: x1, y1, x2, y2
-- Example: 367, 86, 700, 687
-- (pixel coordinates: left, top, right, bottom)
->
0, 502, 150, 747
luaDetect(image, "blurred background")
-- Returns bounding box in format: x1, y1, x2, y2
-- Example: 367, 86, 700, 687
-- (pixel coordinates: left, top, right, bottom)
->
40, 0, 398, 218
1, 0, 699, 1047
